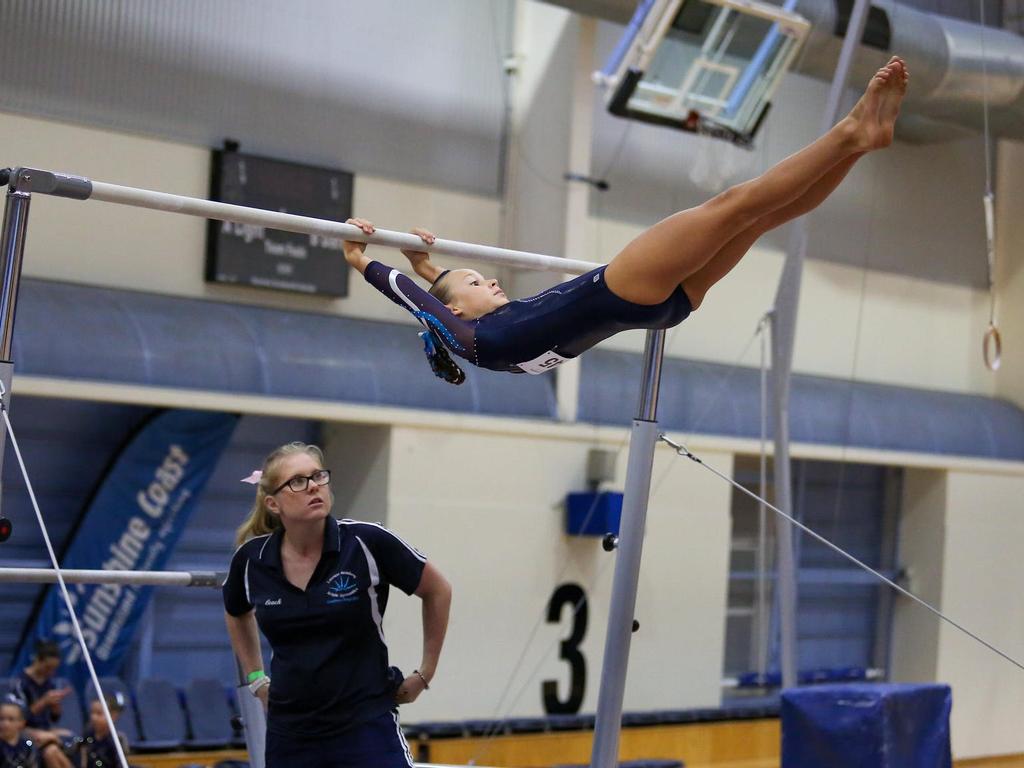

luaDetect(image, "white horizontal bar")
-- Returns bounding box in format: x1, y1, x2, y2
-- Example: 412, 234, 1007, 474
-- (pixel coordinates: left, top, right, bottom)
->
87, 180, 601, 276
0, 566, 224, 587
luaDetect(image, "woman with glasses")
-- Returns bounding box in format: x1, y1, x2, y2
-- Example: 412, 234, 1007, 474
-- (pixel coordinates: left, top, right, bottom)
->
223, 442, 451, 768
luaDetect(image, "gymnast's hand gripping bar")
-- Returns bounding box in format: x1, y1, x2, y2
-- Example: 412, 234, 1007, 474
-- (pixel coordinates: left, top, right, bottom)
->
1, 166, 602, 276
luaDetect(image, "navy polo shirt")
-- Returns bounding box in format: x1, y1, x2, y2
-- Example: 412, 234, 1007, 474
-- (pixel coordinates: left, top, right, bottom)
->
0, 736, 39, 768
223, 518, 427, 738
13, 673, 58, 730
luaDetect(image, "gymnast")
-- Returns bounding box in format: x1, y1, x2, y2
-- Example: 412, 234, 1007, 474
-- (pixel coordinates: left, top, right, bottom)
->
343, 58, 908, 384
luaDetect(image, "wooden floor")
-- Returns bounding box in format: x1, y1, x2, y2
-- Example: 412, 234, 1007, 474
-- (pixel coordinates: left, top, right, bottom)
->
125, 723, 1024, 768
422, 719, 781, 767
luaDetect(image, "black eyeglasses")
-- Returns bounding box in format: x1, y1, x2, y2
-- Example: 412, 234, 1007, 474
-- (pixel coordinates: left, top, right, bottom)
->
270, 469, 331, 495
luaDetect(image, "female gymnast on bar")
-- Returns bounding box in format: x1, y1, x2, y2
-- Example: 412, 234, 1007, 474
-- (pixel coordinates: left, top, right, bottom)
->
344, 59, 908, 384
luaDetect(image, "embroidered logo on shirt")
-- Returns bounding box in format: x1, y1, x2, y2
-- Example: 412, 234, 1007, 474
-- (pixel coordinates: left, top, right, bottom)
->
264, 598, 282, 606
326, 571, 360, 604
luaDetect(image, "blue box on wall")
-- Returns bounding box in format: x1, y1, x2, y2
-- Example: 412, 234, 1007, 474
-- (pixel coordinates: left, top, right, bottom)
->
565, 492, 623, 537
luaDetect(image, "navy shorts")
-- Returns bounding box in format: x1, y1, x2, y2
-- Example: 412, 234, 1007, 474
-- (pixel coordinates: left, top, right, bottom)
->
265, 710, 414, 768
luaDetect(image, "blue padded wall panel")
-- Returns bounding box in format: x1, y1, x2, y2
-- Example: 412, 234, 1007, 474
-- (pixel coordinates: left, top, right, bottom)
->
580, 350, 1024, 460
13, 279, 557, 420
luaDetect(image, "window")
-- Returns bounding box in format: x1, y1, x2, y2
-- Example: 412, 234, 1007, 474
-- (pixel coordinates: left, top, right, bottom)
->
724, 456, 902, 692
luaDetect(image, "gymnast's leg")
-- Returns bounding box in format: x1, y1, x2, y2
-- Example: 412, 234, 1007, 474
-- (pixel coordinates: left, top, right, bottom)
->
604, 57, 907, 306
682, 59, 908, 309
681, 152, 863, 309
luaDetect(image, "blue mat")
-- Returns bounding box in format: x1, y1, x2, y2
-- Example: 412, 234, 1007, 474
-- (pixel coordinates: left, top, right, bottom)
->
781, 683, 952, 768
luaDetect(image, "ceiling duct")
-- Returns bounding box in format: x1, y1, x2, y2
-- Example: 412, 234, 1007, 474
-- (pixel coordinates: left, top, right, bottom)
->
548, 0, 1024, 141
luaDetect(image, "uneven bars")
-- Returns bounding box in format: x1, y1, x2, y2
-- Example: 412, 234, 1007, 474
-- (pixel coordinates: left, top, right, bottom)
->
4, 167, 602, 276
0, 566, 224, 587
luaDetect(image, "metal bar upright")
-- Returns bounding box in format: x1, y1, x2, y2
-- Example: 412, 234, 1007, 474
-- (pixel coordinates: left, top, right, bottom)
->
769, 0, 873, 688
591, 328, 666, 768
0, 176, 30, 360
236, 658, 267, 768
0, 169, 33, 518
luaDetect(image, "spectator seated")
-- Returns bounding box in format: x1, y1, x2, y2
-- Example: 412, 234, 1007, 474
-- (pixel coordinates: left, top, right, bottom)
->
85, 677, 140, 745
52, 678, 83, 737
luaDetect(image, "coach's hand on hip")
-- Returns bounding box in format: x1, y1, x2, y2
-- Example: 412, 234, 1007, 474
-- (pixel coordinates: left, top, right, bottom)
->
395, 673, 428, 705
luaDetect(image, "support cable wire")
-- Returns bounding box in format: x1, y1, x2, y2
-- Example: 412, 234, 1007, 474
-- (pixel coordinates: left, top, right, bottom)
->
644, 317, 766, 509
1, 402, 130, 768
659, 432, 1024, 674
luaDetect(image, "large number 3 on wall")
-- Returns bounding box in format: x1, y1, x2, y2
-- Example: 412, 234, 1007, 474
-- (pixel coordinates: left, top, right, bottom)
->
542, 583, 588, 714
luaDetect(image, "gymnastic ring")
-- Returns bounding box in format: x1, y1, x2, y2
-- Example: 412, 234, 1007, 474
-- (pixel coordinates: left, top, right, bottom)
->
983, 323, 1002, 372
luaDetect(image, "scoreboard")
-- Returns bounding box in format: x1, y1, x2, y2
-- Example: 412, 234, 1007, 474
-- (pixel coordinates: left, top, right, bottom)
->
205, 150, 354, 297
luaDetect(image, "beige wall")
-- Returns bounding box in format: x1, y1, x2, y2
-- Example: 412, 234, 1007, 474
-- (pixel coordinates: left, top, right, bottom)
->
321, 422, 391, 523
891, 469, 945, 682
893, 467, 1024, 759
995, 139, 1024, 408
940, 470, 1024, 758
376, 426, 733, 722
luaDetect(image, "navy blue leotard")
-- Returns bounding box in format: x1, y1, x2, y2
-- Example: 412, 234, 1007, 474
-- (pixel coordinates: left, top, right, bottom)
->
363, 261, 692, 374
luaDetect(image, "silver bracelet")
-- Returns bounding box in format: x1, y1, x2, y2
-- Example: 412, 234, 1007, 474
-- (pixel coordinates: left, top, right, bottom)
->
248, 675, 271, 695
413, 670, 430, 690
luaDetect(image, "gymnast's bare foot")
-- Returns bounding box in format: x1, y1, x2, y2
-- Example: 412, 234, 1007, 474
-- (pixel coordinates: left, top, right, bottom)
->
846, 57, 906, 151
879, 56, 909, 132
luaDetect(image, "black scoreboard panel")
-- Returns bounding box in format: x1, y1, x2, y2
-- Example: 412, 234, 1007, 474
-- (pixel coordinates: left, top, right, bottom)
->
205, 151, 354, 297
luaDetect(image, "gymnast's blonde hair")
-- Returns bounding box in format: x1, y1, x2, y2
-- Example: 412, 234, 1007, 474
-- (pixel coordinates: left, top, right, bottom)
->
235, 441, 325, 546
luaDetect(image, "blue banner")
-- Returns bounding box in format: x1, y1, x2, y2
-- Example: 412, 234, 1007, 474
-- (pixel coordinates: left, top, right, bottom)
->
11, 410, 238, 691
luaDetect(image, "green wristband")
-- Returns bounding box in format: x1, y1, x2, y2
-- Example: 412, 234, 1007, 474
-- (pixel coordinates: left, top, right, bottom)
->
246, 670, 266, 684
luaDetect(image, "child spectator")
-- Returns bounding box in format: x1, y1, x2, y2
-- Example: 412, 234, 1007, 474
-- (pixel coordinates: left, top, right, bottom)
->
14, 641, 71, 768
0, 697, 39, 768
77, 696, 129, 768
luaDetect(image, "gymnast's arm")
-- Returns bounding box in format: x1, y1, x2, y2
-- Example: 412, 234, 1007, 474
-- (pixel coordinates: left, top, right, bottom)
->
342, 220, 476, 357
342, 217, 377, 275
400, 227, 446, 283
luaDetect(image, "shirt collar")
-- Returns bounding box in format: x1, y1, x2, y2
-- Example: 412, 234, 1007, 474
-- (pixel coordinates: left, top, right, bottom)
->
260, 518, 339, 570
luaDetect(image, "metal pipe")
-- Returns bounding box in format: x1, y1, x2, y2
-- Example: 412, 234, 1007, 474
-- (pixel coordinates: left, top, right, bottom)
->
17, 172, 602, 276
597, 0, 661, 80
556, 0, 1024, 142
0, 173, 33, 530
0, 566, 225, 587
634, 328, 667, 422
236, 658, 268, 768
770, 0, 873, 689
0, 184, 31, 360
590, 329, 667, 768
